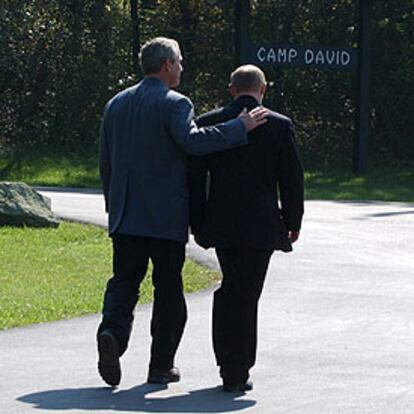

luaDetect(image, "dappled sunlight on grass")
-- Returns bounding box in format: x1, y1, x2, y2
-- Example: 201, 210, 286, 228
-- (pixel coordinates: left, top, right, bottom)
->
1, 153, 413, 201
305, 168, 414, 201
340, 177, 365, 186
1, 153, 100, 188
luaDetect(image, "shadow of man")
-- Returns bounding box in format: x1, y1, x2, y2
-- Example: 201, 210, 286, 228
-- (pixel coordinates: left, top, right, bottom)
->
18, 382, 256, 412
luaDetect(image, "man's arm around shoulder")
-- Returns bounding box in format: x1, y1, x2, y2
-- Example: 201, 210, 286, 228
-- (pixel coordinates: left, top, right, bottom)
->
166, 93, 268, 156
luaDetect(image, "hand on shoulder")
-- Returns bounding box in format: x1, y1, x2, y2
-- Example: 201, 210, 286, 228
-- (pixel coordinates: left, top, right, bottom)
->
238, 107, 269, 132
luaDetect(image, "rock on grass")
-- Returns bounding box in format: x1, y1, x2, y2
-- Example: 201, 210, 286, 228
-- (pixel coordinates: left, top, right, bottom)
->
0, 182, 59, 228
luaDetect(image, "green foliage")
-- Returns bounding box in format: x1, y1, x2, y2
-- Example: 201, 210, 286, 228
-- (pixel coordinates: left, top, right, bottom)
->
0, 0, 131, 155
0, 222, 219, 329
1, 0, 413, 169
249, 1, 413, 168
371, 1, 414, 160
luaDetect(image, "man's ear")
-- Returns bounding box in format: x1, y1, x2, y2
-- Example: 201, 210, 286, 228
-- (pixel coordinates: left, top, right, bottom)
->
229, 85, 237, 98
260, 83, 267, 96
164, 59, 173, 72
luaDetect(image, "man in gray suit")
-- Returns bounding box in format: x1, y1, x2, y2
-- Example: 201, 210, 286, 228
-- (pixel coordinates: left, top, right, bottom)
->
97, 37, 268, 387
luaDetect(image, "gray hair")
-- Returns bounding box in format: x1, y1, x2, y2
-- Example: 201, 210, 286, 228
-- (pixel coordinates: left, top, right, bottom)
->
229, 64, 266, 93
139, 37, 181, 75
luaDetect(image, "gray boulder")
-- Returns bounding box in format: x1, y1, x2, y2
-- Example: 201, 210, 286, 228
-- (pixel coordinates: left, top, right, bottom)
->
0, 182, 60, 228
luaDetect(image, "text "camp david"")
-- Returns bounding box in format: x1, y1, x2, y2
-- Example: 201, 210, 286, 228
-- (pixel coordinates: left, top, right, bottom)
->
255, 46, 355, 69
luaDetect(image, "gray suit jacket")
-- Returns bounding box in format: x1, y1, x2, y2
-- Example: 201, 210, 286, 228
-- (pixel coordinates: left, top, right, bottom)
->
99, 77, 247, 242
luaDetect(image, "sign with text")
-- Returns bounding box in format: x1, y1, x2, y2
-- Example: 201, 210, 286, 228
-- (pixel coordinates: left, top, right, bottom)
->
251, 44, 357, 69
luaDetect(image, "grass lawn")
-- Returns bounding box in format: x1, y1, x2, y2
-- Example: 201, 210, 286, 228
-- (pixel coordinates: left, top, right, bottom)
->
304, 168, 414, 202
1, 152, 413, 201
0, 222, 219, 330
0, 152, 101, 188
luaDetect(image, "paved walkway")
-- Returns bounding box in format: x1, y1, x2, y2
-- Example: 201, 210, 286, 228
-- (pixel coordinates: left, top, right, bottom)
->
1, 188, 414, 413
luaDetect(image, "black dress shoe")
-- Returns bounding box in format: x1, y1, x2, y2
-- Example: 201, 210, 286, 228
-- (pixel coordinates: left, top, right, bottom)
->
98, 330, 121, 387
147, 367, 180, 384
223, 380, 253, 393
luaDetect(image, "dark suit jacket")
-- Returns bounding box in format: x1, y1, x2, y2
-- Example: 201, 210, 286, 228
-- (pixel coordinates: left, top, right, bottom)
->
99, 77, 247, 242
189, 95, 304, 251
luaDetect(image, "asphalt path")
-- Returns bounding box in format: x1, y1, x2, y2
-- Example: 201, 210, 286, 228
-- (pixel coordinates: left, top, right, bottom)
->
1, 188, 414, 413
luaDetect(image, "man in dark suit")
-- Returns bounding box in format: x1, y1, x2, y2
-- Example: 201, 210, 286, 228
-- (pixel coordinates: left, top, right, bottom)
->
97, 38, 268, 387
189, 64, 304, 392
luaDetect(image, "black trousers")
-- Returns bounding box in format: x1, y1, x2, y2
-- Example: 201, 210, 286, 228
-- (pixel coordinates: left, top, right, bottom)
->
214, 247, 273, 383
97, 234, 187, 371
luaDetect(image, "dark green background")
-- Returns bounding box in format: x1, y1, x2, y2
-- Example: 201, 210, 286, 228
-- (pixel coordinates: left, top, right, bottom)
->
1, 1, 413, 171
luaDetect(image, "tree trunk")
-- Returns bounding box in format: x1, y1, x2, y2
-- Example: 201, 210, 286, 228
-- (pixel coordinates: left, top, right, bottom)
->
130, 0, 140, 76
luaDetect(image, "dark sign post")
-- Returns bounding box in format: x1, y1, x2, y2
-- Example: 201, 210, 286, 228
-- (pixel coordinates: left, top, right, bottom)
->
354, 0, 372, 174
235, 0, 372, 174
235, 0, 251, 66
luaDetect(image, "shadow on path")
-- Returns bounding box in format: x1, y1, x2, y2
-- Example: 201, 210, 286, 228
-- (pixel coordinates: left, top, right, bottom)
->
351, 209, 414, 220
366, 210, 414, 218
35, 186, 102, 195
334, 200, 414, 208
18, 383, 256, 413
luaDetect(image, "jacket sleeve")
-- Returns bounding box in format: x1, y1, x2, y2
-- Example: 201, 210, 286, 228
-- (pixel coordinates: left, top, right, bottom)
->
168, 96, 247, 155
278, 120, 304, 232
98, 109, 111, 213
